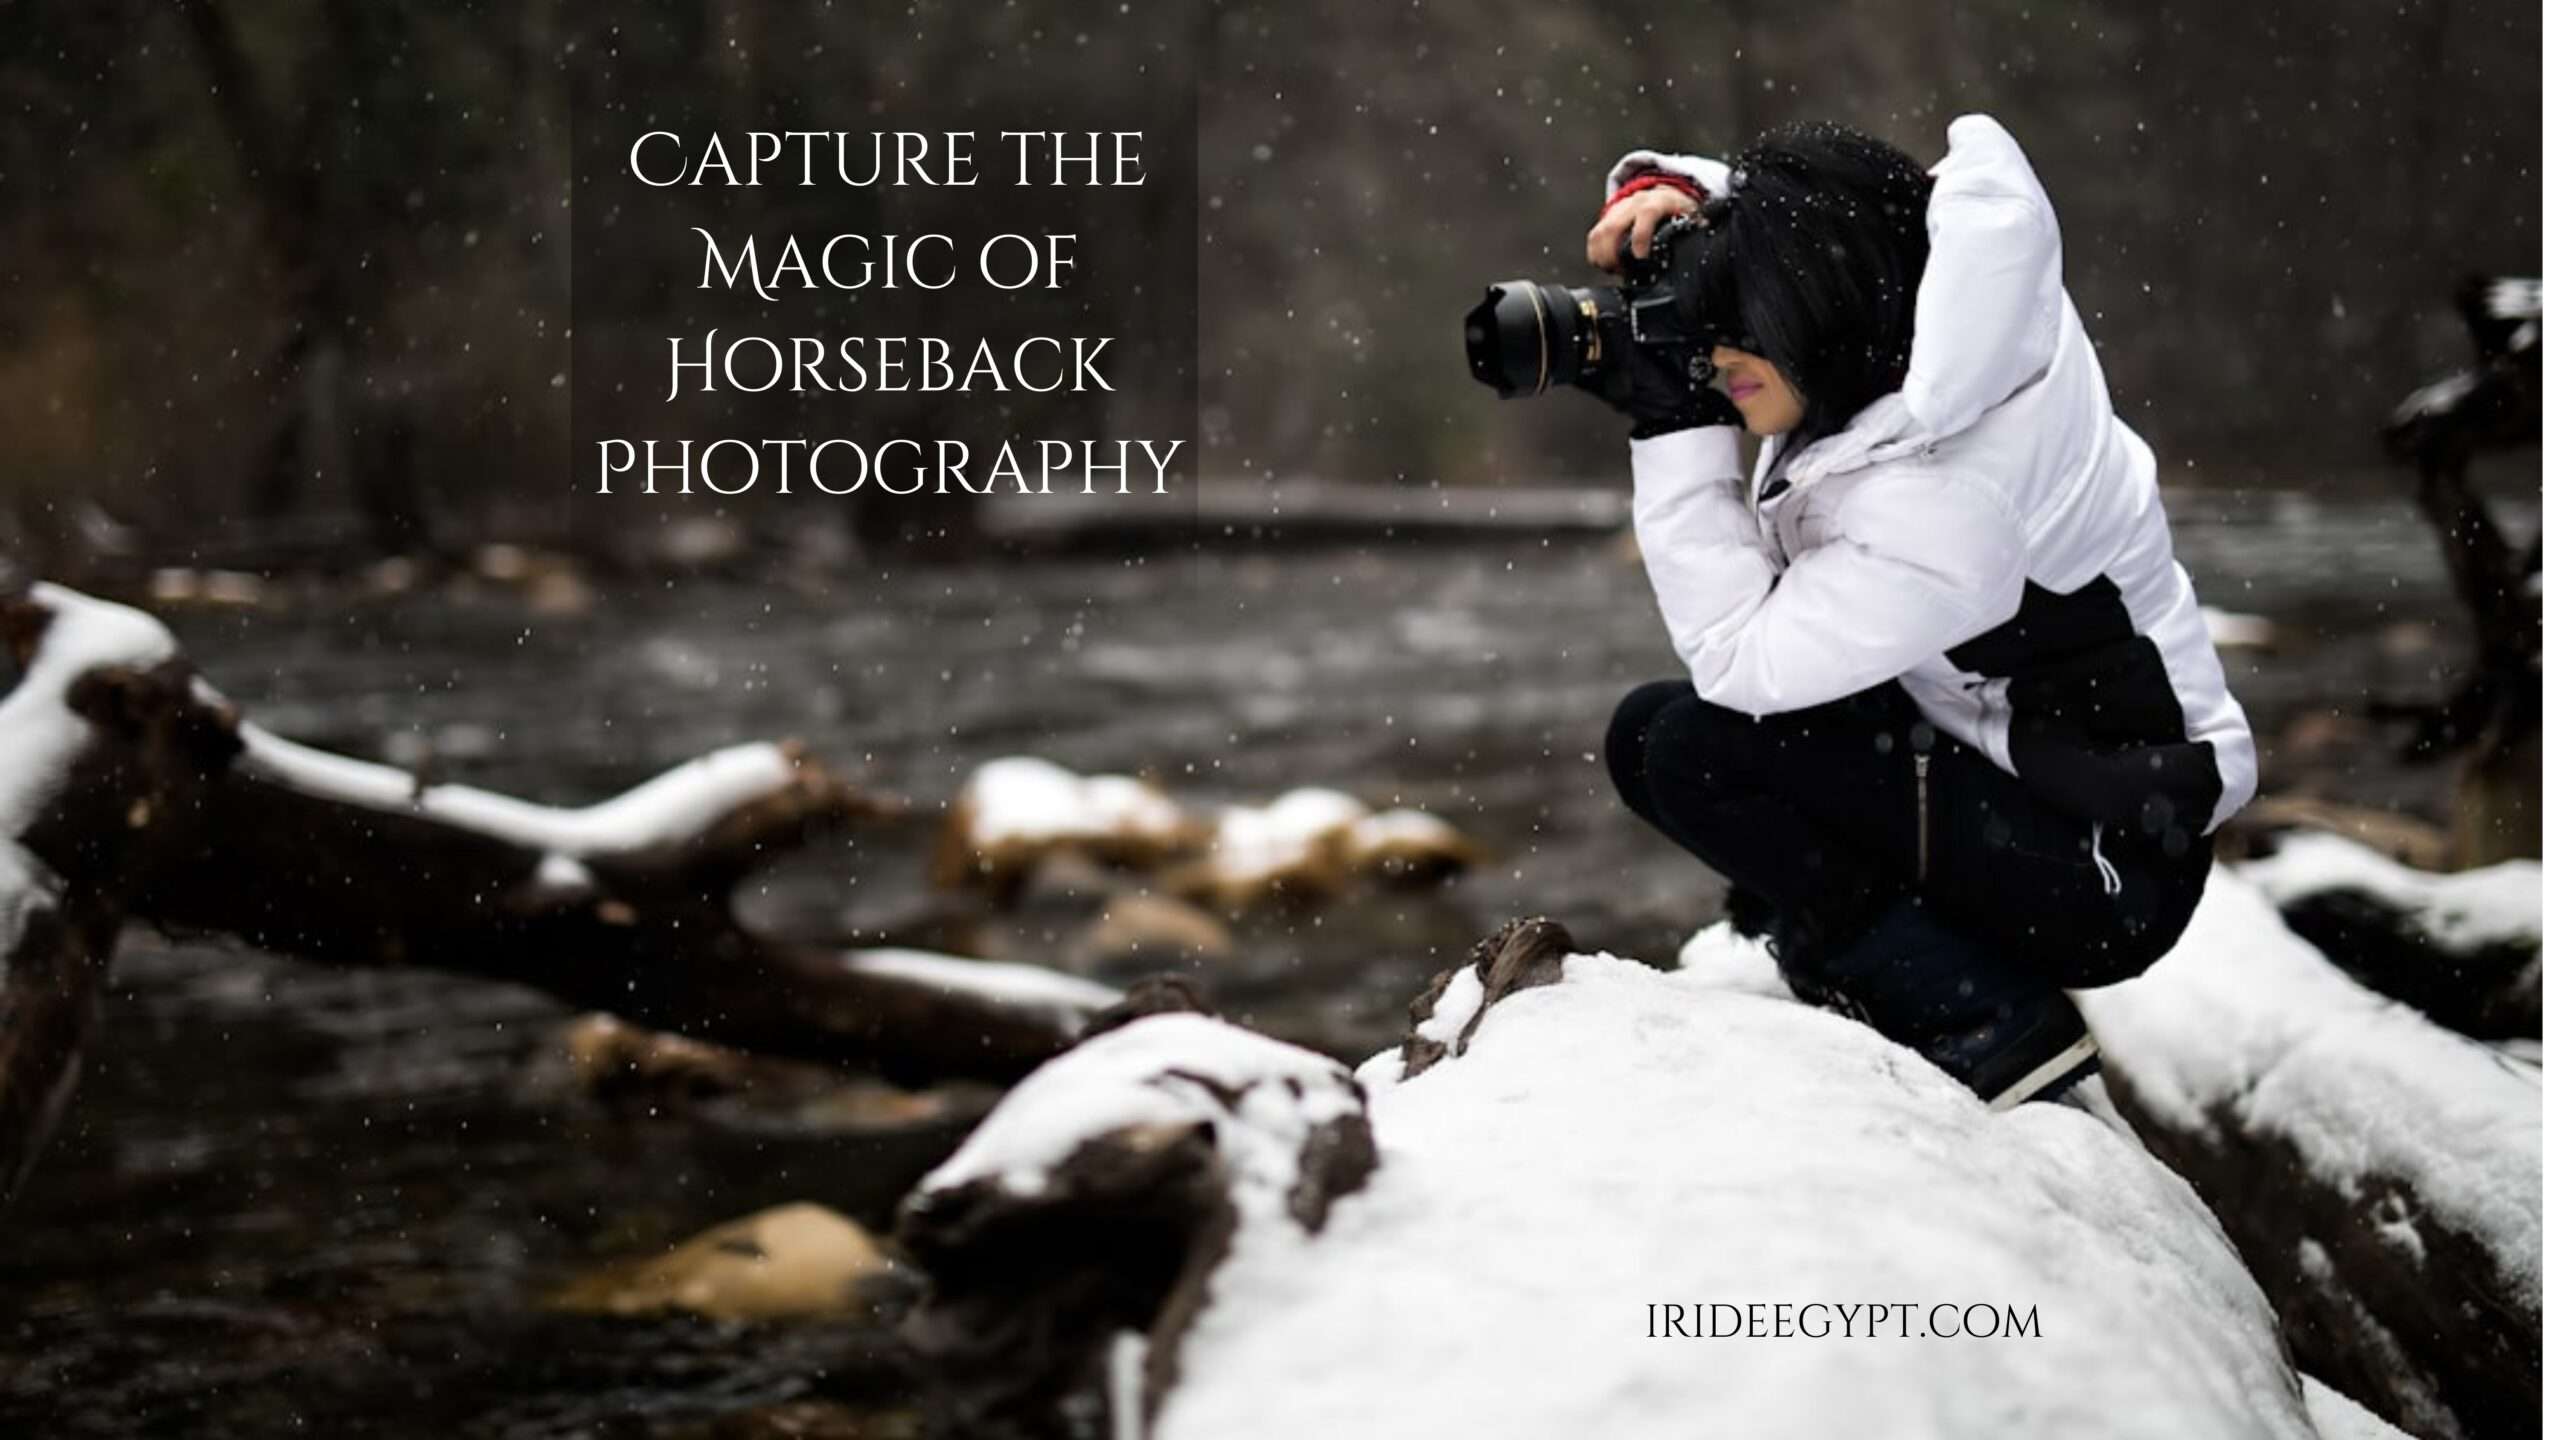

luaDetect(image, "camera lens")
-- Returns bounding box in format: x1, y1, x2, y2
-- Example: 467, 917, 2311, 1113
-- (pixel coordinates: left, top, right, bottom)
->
1464, 281, 1588, 397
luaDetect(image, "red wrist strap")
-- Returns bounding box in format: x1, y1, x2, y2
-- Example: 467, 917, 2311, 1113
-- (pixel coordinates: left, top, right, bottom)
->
1601, 172, 1705, 217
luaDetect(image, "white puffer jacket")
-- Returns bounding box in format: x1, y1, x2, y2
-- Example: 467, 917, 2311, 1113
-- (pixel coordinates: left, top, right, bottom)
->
1611, 114, 2257, 841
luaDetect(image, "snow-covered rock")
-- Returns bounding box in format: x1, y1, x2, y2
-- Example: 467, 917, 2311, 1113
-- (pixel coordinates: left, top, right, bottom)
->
545, 1202, 903, 1321
1172, 787, 1481, 908
903, 916, 2323, 1440
934, 756, 1200, 897
934, 758, 1481, 912
1345, 805, 1480, 882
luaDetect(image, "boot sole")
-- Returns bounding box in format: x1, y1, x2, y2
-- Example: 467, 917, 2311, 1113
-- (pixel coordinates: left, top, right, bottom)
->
1984, 1033, 2100, 1112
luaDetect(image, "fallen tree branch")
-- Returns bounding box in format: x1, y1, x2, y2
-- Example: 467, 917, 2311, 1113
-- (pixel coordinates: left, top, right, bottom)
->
1, 583, 1121, 1200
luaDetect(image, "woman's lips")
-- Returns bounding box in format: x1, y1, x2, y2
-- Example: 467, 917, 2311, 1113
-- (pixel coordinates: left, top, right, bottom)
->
1728, 380, 1762, 401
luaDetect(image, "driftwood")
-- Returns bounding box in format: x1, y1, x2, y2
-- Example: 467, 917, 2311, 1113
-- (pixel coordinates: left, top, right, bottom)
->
2375, 275, 2541, 867
1396, 914, 1572, 1077
0, 584, 1117, 1200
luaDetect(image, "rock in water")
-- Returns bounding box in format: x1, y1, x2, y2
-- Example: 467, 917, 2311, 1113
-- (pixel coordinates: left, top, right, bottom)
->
548, 1203, 902, 1322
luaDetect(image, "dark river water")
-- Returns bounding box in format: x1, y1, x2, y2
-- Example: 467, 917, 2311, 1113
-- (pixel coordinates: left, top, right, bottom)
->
0, 483, 2534, 1436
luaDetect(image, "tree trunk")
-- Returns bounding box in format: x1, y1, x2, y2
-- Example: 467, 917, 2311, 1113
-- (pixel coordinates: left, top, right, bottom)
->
2081, 869, 2540, 1440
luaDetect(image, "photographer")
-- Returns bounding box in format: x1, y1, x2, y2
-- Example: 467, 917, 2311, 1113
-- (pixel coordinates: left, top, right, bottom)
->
1585, 116, 2256, 1108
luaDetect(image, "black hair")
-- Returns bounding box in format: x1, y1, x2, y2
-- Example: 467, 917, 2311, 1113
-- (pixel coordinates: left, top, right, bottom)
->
1682, 121, 1934, 447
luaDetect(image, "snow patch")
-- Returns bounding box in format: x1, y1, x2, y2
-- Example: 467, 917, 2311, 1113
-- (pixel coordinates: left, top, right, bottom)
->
0, 586, 181, 969
1674, 919, 1794, 999
2482, 277, 2540, 322
917, 1012, 1362, 1207
233, 720, 798, 859
2301, 1377, 2413, 1440
1344, 806, 1467, 855
1348, 1046, 1404, 1093
1408, 963, 1484, 1051
0, 846, 54, 979
838, 947, 1119, 1034
2392, 372, 2477, 422
1189, 788, 1475, 898
2200, 606, 2278, 649
0, 585, 179, 841
2237, 829, 2540, 954
530, 852, 598, 900
1201, 787, 1367, 878
959, 755, 1190, 849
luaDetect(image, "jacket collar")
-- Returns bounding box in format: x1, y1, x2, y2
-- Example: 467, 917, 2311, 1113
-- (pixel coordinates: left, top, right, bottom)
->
1755, 392, 1937, 503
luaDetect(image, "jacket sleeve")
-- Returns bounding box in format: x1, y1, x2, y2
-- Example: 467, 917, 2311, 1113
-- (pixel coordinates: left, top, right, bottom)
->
1630, 427, 2030, 716
1602, 149, 1732, 205
1901, 115, 2068, 440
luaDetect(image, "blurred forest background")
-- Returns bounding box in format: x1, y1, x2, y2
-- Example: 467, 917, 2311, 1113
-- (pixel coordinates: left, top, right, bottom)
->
0, 0, 2540, 568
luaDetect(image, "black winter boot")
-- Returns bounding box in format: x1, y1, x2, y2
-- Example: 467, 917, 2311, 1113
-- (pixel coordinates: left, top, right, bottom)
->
1723, 885, 1779, 942
1797, 897, 2098, 1110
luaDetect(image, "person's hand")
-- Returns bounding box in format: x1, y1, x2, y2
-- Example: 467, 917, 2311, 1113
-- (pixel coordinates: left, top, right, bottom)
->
1586, 186, 1702, 274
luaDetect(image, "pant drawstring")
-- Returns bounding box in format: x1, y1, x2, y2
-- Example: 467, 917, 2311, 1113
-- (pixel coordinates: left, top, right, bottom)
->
2089, 819, 2123, 897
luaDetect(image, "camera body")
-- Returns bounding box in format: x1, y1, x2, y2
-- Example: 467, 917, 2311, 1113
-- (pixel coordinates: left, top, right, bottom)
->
1462, 217, 1733, 407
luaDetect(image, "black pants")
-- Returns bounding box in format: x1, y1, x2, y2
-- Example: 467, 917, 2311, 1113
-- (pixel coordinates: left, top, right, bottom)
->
1606, 678, 2212, 989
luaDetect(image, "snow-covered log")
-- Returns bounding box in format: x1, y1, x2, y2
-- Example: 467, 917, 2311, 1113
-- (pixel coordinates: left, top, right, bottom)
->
2080, 867, 2540, 1440
0, 584, 229, 1197
898, 1008, 1376, 1439
0, 583, 1124, 1199
2237, 829, 2540, 1039
898, 914, 2331, 1440
136, 728, 1112, 1087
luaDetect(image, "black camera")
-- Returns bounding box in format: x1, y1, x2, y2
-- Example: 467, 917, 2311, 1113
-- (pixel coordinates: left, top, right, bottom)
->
1462, 216, 1737, 404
